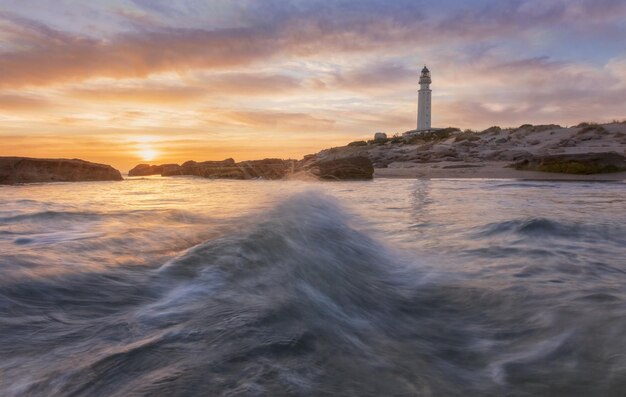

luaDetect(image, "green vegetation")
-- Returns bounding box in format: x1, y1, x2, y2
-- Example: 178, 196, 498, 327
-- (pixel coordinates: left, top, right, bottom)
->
481, 126, 502, 134
454, 131, 481, 142
421, 127, 459, 142
388, 133, 403, 144
575, 122, 594, 127
578, 124, 607, 134
347, 140, 368, 147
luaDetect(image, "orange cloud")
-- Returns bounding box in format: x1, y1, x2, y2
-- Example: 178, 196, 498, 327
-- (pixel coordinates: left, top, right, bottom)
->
0, 94, 50, 111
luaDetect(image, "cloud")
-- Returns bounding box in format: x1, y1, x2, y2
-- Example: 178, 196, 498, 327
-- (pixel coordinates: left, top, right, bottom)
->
3, 0, 623, 88
222, 110, 336, 132
0, 12, 277, 88
199, 72, 302, 96
69, 85, 206, 104
329, 61, 417, 92
0, 94, 50, 111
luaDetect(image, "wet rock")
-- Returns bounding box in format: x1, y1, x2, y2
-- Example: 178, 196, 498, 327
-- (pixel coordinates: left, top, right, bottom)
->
0, 157, 123, 184
513, 152, 626, 174
305, 156, 374, 180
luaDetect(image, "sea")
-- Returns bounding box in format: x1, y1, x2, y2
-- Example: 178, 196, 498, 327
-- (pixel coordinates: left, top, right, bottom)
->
1, 177, 625, 396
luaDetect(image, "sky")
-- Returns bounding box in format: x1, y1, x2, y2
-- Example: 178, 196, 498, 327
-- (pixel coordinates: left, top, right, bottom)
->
1, 0, 625, 171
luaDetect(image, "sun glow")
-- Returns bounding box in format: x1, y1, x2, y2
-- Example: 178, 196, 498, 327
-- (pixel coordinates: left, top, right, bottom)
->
137, 147, 158, 161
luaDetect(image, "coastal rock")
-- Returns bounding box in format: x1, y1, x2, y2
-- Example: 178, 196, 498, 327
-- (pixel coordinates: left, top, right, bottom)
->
483, 149, 532, 162
160, 164, 183, 176
157, 158, 295, 180
128, 163, 162, 176
306, 156, 374, 180
180, 158, 237, 177
0, 157, 123, 185
237, 159, 296, 180
513, 152, 626, 174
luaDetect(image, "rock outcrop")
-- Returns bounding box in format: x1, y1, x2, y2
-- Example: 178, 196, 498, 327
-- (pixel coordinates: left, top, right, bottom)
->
300, 156, 374, 180
237, 159, 296, 180
132, 158, 297, 180
179, 159, 243, 179
513, 152, 626, 174
0, 157, 123, 185
129, 156, 373, 181
128, 163, 163, 176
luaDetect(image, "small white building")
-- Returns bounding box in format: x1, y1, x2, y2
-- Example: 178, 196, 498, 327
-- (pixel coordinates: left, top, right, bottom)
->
417, 65, 432, 131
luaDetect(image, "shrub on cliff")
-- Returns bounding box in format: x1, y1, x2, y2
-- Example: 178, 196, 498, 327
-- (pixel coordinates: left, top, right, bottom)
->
578, 124, 607, 135
481, 126, 502, 135
454, 132, 481, 142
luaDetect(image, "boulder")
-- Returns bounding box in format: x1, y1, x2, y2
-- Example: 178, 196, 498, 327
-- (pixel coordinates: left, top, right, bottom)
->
513, 152, 626, 174
0, 157, 123, 185
306, 156, 374, 180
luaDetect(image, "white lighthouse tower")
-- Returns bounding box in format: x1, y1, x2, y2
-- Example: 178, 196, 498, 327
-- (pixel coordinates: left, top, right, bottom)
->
417, 66, 432, 131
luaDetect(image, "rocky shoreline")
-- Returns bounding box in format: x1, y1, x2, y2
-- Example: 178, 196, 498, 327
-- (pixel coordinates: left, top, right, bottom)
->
3, 122, 626, 185
312, 122, 626, 180
128, 156, 374, 181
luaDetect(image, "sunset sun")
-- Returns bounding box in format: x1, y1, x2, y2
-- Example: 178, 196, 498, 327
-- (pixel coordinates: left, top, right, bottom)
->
138, 147, 158, 161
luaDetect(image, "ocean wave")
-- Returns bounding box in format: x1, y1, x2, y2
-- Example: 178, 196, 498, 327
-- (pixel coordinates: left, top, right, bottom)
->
0, 208, 208, 224
1, 193, 625, 396
474, 217, 626, 243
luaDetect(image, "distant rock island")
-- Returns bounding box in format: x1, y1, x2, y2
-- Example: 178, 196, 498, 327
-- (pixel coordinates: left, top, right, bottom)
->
0, 157, 123, 185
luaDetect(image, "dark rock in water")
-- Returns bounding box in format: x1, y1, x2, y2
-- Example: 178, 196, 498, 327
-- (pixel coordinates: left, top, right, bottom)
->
0, 157, 123, 185
128, 163, 163, 176
306, 156, 374, 180
513, 152, 626, 174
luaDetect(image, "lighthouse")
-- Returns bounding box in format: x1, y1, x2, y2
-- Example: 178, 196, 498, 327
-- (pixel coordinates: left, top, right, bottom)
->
417, 66, 432, 131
